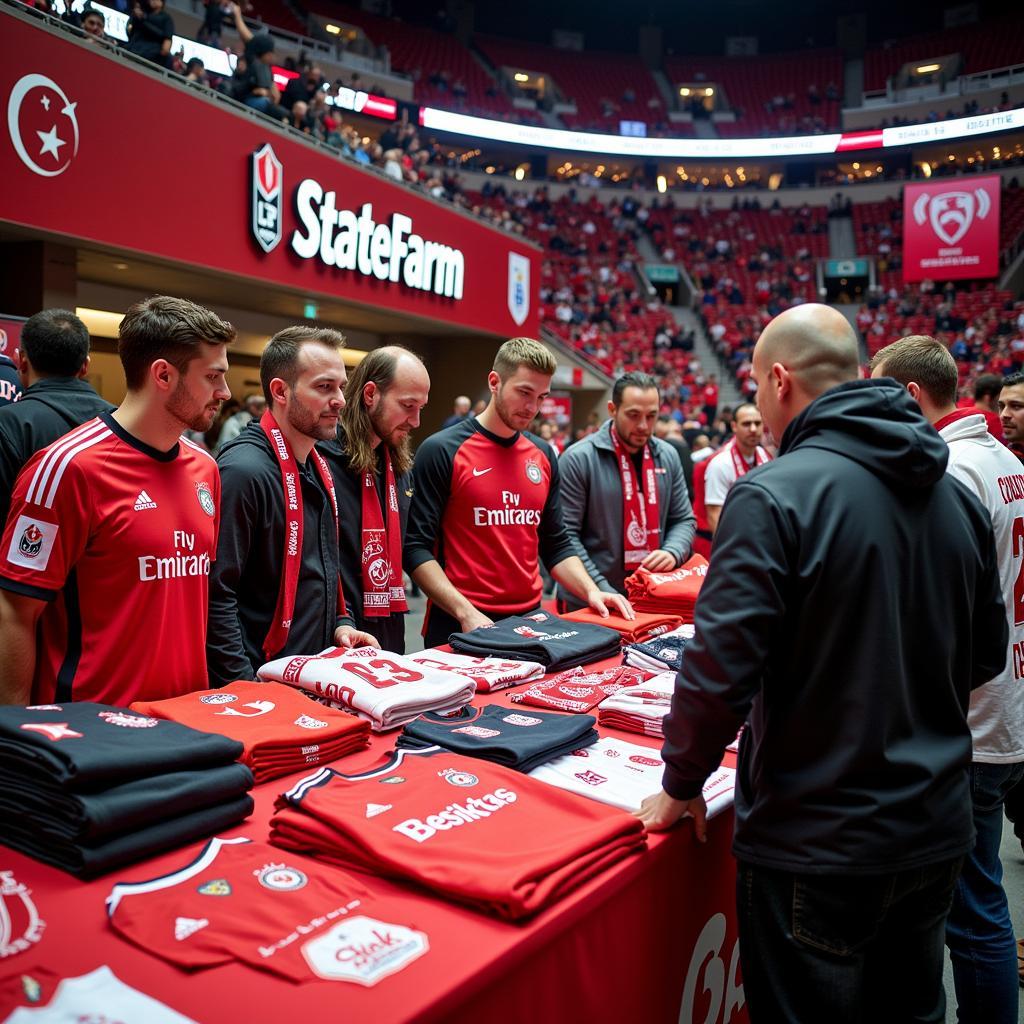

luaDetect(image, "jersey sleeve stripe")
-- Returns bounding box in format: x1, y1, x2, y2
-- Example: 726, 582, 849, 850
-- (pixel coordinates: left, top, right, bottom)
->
26, 419, 106, 506
40, 429, 113, 510
105, 836, 250, 914
180, 436, 217, 463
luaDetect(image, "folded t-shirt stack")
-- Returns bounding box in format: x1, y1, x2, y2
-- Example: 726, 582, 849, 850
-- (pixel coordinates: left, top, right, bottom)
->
405, 649, 544, 693
560, 608, 683, 645
269, 745, 647, 921
622, 625, 695, 673
529, 736, 736, 819
131, 681, 371, 784
624, 554, 709, 620
257, 647, 474, 731
0, 703, 252, 878
448, 612, 621, 672
597, 671, 675, 737
509, 665, 649, 714
397, 703, 597, 772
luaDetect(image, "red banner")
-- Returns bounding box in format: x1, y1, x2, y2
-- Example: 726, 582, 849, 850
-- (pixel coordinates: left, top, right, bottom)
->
0, 13, 538, 337
903, 174, 1002, 282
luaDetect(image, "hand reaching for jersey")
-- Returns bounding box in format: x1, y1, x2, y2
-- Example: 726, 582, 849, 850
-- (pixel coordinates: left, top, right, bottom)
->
639, 549, 677, 572
334, 625, 379, 649
585, 589, 635, 620
458, 608, 495, 633
635, 789, 708, 842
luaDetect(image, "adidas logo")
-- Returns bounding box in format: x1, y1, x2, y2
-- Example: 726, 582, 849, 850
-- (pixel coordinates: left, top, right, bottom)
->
365, 802, 393, 818
133, 490, 158, 511
174, 916, 209, 941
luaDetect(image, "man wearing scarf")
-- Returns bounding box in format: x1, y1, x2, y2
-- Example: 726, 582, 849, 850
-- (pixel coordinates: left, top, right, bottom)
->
702, 402, 771, 536
323, 346, 430, 655
207, 326, 375, 687
556, 372, 696, 611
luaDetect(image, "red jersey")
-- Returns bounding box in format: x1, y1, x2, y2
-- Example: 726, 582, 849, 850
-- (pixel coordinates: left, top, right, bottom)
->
0, 414, 219, 705
107, 837, 430, 986
270, 746, 646, 920
405, 419, 577, 615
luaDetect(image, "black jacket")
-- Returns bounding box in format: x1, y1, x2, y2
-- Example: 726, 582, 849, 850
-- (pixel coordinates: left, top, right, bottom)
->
322, 430, 411, 655
207, 422, 349, 686
0, 378, 113, 525
661, 379, 1007, 874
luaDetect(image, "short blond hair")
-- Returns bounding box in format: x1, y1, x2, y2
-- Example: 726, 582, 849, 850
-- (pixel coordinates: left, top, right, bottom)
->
493, 337, 556, 379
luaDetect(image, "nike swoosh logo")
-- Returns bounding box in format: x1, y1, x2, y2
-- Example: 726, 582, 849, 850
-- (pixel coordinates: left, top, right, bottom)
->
472, 467, 492, 477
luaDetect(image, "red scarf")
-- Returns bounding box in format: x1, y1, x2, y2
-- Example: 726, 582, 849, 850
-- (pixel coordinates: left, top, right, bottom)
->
728, 437, 771, 477
360, 447, 408, 617
260, 411, 346, 660
609, 422, 660, 570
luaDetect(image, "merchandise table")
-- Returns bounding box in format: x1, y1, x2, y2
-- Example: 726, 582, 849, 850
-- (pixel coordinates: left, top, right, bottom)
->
0, 653, 747, 1024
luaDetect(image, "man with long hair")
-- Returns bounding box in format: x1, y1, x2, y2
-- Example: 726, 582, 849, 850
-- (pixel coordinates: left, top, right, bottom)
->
323, 346, 429, 654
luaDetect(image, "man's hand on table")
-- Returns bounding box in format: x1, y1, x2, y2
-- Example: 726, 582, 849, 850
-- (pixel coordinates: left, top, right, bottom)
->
585, 589, 635, 620
636, 789, 708, 843
458, 607, 494, 633
334, 625, 379, 649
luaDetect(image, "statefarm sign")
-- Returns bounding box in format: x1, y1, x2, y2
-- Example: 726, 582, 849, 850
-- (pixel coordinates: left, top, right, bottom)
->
0, 12, 539, 337
902, 175, 1002, 282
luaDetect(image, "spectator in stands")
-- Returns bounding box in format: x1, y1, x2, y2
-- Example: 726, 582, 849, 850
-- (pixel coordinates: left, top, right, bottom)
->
999, 373, 1024, 464
80, 7, 111, 42
282, 64, 325, 111
287, 100, 313, 134
700, 373, 719, 422
653, 414, 694, 499
441, 395, 471, 428
124, 0, 174, 68
182, 57, 207, 86
640, 303, 1006, 1023
216, 393, 265, 451
197, 0, 230, 45
0, 310, 113, 525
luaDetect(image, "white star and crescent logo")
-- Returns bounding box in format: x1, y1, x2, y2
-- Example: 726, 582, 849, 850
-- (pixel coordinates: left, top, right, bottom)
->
7, 73, 80, 178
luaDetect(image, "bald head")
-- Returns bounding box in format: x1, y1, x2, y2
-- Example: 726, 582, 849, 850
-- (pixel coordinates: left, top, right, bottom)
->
756, 305, 861, 396
752, 304, 861, 443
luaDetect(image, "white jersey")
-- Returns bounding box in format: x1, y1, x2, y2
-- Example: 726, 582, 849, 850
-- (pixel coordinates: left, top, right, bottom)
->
3, 966, 197, 1024
703, 442, 770, 507
597, 671, 675, 737
257, 647, 474, 732
406, 649, 545, 693
528, 735, 736, 817
939, 412, 1024, 762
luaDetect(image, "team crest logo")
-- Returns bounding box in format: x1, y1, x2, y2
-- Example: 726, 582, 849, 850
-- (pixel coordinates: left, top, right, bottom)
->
196, 481, 216, 517
18, 524, 43, 558
294, 714, 328, 729
575, 770, 607, 786
513, 625, 549, 640
98, 711, 157, 728
439, 768, 478, 787
452, 725, 501, 738
524, 461, 543, 485
626, 515, 647, 548
913, 187, 991, 247
367, 557, 391, 589
256, 863, 307, 891
0, 872, 45, 958
250, 143, 283, 254
7, 74, 80, 179
19, 722, 82, 741
200, 693, 237, 704
507, 252, 530, 327
197, 879, 232, 896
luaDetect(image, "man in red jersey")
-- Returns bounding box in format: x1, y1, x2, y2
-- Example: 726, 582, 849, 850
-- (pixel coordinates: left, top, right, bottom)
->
405, 337, 632, 648
0, 295, 233, 705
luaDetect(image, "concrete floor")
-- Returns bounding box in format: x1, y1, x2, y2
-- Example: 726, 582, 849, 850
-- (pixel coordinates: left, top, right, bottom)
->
400, 592, 1024, 1020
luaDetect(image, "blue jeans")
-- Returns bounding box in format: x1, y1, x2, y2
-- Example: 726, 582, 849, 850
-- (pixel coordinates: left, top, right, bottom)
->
946, 761, 1024, 1024
737, 857, 963, 1023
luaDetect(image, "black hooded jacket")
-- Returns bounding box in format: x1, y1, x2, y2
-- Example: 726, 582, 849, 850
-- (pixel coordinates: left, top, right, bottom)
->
661, 379, 1007, 874
207, 422, 351, 686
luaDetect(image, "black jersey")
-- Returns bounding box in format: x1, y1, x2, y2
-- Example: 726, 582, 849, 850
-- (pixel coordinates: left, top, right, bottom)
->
448, 612, 621, 672
397, 704, 597, 772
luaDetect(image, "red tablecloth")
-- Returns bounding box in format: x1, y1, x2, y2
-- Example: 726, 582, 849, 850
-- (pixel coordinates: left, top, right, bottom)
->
0, 658, 747, 1024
